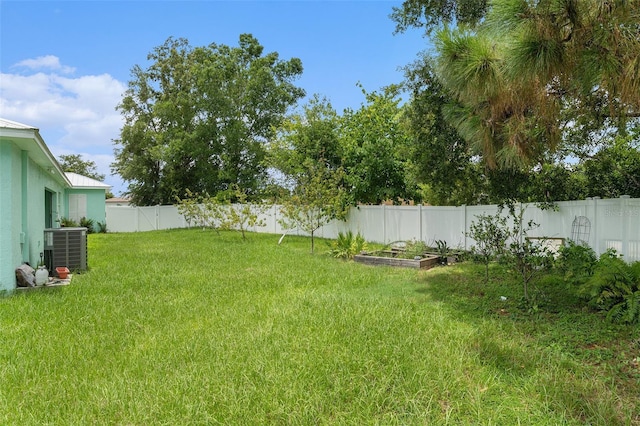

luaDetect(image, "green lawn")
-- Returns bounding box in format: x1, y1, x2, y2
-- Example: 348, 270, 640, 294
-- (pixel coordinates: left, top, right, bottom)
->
1, 229, 638, 425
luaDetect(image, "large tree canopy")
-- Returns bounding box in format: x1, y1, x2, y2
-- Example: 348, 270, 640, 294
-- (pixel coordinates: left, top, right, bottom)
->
341, 85, 415, 204
58, 154, 105, 182
112, 34, 304, 205
391, 0, 488, 34
268, 95, 343, 184
433, 0, 640, 168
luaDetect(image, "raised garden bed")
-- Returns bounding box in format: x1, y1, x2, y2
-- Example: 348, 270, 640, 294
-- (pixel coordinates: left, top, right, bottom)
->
354, 252, 440, 269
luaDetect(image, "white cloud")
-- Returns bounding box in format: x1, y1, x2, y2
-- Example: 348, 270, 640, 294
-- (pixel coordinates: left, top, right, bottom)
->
0, 57, 127, 194
13, 55, 76, 74
0, 71, 125, 149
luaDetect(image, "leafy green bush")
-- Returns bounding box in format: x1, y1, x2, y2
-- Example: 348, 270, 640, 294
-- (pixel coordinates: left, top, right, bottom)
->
467, 212, 510, 283
96, 221, 108, 233
400, 240, 428, 259
79, 217, 95, 233
556, 240, 597, 285
59, 217, 78, 227
581, 250, 640, 324
329, 231, 366, 259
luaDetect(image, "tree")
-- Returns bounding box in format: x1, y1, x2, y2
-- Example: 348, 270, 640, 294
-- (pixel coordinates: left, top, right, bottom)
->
391, 0, 488, 35
58, 154, 105, 182
432, 0, 640, 169
583, 133, 640, 199
268, 95, 343, 184
278, 159, 348, 253
113, 34, 304, 206
217, 185, 269, 240
403, 55, 488, 205
468, 212, 509, 283
341, 85, 415, 204
59, 154, 114, 198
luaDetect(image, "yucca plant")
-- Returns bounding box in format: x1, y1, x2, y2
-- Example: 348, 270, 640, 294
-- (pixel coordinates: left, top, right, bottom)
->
329, 231, 366, 260
79, 217, 95, 233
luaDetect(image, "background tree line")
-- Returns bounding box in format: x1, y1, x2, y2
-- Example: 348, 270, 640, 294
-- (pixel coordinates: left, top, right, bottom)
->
112, 2, 640, 207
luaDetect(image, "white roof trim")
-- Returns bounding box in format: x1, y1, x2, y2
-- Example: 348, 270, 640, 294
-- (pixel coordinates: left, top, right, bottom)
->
1, 117, 71, 187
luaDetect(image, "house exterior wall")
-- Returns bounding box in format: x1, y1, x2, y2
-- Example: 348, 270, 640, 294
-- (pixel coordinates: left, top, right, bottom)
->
0, 140, 66, 292
25, 157, 66, 267
0, 142, 20, 292
64, 188, 107, 230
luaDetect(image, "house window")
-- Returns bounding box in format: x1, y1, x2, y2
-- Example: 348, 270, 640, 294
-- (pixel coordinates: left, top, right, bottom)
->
68, 194, 87, 223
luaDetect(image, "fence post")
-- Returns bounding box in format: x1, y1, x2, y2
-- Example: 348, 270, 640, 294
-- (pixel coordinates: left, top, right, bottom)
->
462, 204, 467, 251
592, 197, 599, 254
621, 195, 630, 259
419, 204, 423, 243
382, 205, 387, 244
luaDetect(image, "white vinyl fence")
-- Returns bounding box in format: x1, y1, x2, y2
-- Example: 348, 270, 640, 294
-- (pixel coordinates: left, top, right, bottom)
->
106, 196, 640, 262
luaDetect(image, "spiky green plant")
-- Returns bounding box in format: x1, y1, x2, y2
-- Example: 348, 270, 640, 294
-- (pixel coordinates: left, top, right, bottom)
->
329, 231, 366, 259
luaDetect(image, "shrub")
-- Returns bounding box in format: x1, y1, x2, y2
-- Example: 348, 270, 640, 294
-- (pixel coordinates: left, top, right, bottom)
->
467, 212, 510, 283
79, 217, 95, 233
59, 217, 78, 227
217, 185, 269, 240
175, 189, 217, 230
96, 221, 108, 233
329, 231, 366, 260
402, 240, 428, 259
503, 205, 554, 304
556, 240, 598, 285
581, 250, 640, 324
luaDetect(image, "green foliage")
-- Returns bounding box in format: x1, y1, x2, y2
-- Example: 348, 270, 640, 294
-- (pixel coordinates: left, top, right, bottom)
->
431, 0, 640, 170
329, 231, 366, 260
58, 154, 105, 182
503, 205, 555, 304
582, 250, 640, 324
79, 217, 95, 234
468, 212, 509, 282
402, 55, 483, 206
391, 0, 488, 35
279, 159, 349, 253
340, 85, 416, 204
216, 186, 269, 240
269, 95, 343, 181
96, 221, 108, 234
174, 189, 230, 233
434, 239, 451, 264
59, 217, 78, 227
175, 187, 269, 239
556, 240, 597, 286
583, 132, 640, 198
401, 240, 429, 259
113, 34, 304, 206
175, 189, 212, 230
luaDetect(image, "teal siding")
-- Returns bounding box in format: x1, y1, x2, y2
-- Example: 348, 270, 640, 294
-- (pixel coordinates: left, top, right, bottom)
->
0, 142, 19, 292
25, 156, 66, 270
0, 141, 66, 292
64, 188, 107, 231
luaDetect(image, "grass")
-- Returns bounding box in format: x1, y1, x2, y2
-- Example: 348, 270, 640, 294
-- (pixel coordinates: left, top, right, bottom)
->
1, 229, 638, 425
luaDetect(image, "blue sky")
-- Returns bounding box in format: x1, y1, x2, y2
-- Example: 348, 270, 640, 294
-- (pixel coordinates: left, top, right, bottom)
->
1, 1, 427, 195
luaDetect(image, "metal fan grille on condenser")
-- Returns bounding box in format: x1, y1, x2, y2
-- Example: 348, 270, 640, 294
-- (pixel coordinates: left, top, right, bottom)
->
570, 216, 591, 244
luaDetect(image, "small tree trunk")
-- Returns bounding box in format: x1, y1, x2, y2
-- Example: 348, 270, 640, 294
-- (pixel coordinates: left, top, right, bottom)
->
311, 230, 315, 253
